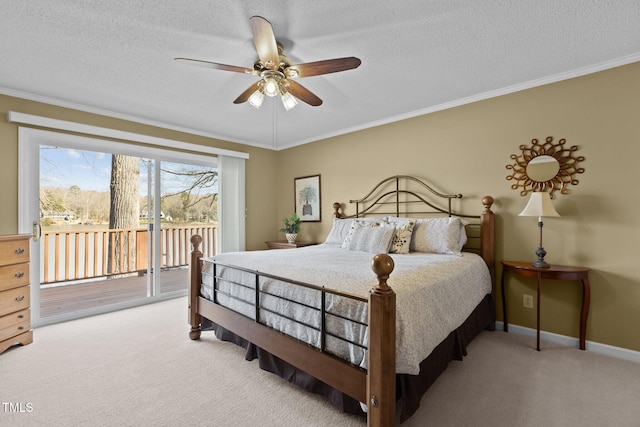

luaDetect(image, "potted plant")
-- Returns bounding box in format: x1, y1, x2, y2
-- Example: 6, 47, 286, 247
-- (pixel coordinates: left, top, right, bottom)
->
279, 213, 301, 243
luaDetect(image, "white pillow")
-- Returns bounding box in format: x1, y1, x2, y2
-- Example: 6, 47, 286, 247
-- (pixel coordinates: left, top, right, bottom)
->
344, 223, 396, 253
382, 217, 416, 254
324, 218, 354, 245
457, 217, 468, 249
340, 218, 386, 248
410, 217, 466, 256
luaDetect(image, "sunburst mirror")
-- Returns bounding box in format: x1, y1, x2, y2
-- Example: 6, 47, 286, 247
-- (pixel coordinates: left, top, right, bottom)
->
506, 136, 585, 198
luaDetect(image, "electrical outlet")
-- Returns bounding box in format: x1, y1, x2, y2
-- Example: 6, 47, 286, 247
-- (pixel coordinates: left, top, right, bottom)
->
523, 294, 534, 309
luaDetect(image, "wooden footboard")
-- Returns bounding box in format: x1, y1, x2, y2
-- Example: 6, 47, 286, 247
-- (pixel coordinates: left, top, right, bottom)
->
188, 236, 397, 426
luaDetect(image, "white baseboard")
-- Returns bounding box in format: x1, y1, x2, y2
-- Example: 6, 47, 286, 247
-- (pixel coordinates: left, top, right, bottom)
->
495, 321, 640, 363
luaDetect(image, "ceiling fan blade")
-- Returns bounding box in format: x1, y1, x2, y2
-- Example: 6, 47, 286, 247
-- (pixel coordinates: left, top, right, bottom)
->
174, 58, 256, 75
233, 82, 261, 104
285, 80, 323, 106
285, 57, 361, 78
250, 16, 280, 70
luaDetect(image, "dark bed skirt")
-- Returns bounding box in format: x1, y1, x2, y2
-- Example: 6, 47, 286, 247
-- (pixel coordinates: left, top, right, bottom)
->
201, 293, 495, 423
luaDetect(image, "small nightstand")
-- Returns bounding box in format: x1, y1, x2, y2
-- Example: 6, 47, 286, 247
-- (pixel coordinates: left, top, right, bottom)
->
501, 260, 590, 351
265, 241, 317, 250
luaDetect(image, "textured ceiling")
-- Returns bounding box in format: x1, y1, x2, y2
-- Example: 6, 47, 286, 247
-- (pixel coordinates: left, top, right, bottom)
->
1, 1, 639, 150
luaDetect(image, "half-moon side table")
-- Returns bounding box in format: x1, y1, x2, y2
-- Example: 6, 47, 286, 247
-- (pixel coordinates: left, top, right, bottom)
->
501, 260, 590, 351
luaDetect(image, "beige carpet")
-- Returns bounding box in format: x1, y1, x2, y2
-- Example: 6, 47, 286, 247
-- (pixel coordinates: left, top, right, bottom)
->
2, 297, 639, 426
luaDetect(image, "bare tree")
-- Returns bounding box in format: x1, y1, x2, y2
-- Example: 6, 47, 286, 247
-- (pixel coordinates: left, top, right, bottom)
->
161, 167, 218, 221
107, 154, 140, 275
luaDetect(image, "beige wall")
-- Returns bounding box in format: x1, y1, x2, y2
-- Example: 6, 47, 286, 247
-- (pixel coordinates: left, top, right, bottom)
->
0, 94, 279, 251
276, 62, 640, 352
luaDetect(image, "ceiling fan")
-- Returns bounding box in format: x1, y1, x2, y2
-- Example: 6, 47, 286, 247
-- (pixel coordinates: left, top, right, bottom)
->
175, 15, 361, 111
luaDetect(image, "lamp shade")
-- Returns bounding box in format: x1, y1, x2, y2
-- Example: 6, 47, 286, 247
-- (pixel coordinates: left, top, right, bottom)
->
281, 91, 298, 111
519, 192, 560, 218
263, 77, 279, 97
248, 90, 264, 109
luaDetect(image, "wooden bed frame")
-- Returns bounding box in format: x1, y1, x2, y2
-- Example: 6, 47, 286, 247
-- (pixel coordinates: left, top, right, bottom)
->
188, 176, 495, 426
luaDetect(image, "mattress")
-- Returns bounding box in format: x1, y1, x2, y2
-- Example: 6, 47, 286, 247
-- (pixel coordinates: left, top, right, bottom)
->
200, 243, 491, 375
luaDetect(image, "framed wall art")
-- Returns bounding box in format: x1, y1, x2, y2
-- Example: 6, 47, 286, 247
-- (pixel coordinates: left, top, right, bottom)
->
294, 174, 321, 222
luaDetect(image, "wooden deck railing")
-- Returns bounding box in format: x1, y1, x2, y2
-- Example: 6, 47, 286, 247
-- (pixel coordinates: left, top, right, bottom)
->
40, 225, 217, 284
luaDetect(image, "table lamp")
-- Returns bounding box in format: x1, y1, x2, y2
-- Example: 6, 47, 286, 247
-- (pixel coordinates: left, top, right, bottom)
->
519, 191, 560, 268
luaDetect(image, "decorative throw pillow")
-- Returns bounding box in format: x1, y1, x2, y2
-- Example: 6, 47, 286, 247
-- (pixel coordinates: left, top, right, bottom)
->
383, 217, 416, 254
324, 218, 354, 245
410, 217, 466, 256
344, 223, 396, 253
340, 218, 386, 248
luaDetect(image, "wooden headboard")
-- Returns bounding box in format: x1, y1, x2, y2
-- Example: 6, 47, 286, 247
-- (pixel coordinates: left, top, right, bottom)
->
332, 175, 496, 286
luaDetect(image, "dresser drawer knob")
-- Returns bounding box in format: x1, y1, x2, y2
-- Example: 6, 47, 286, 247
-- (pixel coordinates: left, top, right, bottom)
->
18, 326, 25, 330
15, 248, 25, 255
15, 295, 25, 302
15, 271, 25, 278
18, 314, 24, 319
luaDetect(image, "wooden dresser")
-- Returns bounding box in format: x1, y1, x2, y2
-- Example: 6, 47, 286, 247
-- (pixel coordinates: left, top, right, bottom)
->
0, 234, 32, 354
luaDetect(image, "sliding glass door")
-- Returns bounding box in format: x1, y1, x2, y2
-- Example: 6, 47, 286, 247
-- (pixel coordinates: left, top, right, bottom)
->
19, 128, 217, 326
154, 160, 218, 295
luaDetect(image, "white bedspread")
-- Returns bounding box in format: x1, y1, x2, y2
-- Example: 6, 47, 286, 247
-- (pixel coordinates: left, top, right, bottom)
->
201, 244, 491, 375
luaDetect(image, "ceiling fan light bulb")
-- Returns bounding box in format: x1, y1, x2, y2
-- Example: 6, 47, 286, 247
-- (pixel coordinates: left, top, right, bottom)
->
248, 90, 264, 109
281, 91, 298, 111
264, 77, 279, 97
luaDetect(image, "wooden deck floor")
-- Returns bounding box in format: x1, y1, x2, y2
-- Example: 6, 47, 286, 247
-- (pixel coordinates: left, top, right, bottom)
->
40, 268, 188, 318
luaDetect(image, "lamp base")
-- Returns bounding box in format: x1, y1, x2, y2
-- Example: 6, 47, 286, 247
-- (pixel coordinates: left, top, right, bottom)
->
532, 259, 550, 268
532, 246, 550, 269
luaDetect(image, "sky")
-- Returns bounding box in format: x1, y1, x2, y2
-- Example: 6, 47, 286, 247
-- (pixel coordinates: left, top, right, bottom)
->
39, 145, 217, 195
40, 146, 114, 192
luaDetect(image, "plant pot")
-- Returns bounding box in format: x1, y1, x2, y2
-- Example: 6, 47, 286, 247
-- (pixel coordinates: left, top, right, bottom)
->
286, 233, 298, 243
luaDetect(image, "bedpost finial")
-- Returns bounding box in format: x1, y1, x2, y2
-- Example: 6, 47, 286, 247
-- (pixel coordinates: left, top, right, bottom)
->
333, 202, 342, 218
482, 195, 494, 212
371, 253, 395, 292
190, 234, 202, 250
